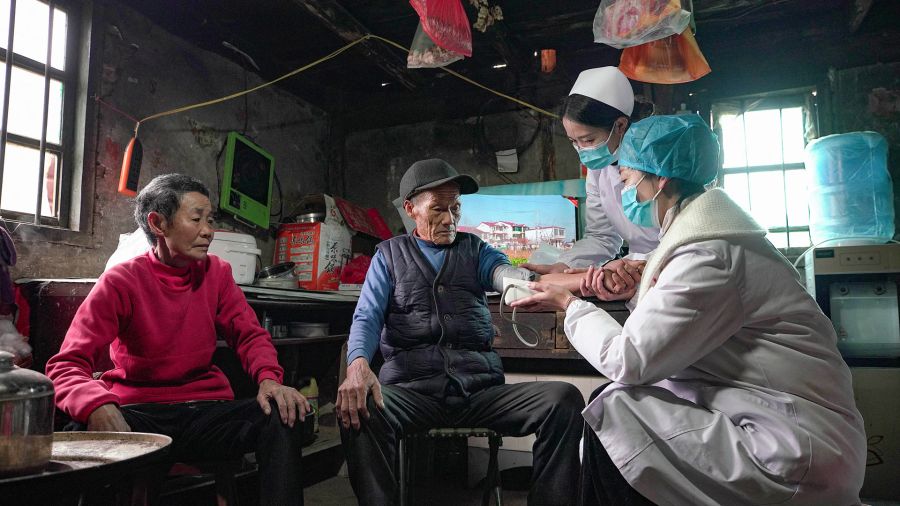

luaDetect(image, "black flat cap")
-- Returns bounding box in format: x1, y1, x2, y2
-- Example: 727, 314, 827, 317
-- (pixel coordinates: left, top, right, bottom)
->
399, 159, 479, 201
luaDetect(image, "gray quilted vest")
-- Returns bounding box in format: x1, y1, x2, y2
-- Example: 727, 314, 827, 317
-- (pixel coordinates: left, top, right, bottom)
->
376, 232, 504, 399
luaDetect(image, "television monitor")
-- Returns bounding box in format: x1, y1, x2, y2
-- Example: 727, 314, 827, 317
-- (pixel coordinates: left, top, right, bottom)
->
220, 132, 274, 229
458, 193, 580, 264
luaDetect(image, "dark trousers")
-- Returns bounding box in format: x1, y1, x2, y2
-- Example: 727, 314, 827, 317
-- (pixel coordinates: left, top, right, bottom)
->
579, 384, 655, 506
341, 381, 585, 506
69, 399, 304, 506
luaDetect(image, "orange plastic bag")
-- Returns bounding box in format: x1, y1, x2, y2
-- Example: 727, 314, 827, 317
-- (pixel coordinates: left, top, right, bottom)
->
619, 28, 711, 84
409, 0, 472, 57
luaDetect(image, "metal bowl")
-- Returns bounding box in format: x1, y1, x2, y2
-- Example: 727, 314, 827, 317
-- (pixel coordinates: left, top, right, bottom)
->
288, 322, 329, 338
258, 262, 296, 279
297, 212, 325, 223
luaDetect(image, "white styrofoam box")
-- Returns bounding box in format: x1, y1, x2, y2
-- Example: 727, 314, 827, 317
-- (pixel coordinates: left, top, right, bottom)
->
469, 373, 609, 453
851, 367, 900, 500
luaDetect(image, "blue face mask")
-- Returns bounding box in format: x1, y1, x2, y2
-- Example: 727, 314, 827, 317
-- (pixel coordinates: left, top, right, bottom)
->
621, 175, 662, 228
573, 129, 617, 170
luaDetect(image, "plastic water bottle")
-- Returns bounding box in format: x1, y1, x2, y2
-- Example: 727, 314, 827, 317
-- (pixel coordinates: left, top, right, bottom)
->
804, 132, 894, 246
299, 378, 319, 433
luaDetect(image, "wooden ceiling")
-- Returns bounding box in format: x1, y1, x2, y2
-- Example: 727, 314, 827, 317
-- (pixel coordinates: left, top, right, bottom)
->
120, 0, 900, 128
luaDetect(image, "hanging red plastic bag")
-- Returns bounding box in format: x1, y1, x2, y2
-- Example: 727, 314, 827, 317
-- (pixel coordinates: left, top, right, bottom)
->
593, 0, 692, 49
619, 28, 711, 84
407, 21, 464, 68
407, 0, 472, 68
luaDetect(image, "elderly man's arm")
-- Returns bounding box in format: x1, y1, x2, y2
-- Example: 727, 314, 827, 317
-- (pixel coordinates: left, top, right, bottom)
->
338, 250, 390, 430
478, 243, 536, 293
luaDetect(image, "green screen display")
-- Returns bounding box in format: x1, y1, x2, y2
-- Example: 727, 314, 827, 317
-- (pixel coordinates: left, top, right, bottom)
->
220, 132, 274, 229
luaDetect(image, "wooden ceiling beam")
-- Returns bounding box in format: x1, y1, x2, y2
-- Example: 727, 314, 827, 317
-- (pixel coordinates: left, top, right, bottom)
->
292, 0, 420, 90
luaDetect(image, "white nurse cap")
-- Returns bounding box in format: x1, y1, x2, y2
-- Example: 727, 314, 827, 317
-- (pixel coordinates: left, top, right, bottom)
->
569, 67, 635, 117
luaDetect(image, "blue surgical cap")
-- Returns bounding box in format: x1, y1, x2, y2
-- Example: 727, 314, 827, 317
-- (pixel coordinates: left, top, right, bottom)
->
618, 114, 720, 185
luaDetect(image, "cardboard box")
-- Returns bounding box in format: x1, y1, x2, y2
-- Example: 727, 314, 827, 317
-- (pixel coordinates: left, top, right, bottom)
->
274, 195, 391, 291
851, 367, 900, 500
274, 195, 352, 290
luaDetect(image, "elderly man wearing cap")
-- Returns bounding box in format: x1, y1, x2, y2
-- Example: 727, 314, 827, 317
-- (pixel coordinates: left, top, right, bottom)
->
337, 159, 584, 505
512, 115, 867, 506
525, 66, 658, 301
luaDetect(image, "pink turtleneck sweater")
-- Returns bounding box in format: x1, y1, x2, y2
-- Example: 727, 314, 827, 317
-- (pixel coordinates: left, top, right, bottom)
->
47, 251, 283, 423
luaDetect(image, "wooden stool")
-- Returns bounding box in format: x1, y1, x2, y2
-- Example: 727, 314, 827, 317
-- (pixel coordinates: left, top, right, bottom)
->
399, 428, 503, 506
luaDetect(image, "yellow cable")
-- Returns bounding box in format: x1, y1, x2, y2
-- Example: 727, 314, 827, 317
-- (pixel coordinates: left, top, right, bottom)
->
136, 34, 558, 128
367, 35, 559, 119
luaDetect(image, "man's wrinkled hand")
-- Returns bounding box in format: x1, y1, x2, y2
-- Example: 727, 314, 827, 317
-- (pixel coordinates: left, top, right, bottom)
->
601, 259, 646, 294
87, 403, 131, 432
258, 379, 311, 428
336, 358, 384, 430
520, 262, 569, 275
581, 265, 637, 302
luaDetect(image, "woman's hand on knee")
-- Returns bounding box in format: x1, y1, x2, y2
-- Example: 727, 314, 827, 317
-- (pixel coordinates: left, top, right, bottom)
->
336, 358, 384, 431
257, 379, 311, 428
86, 403, 131, 432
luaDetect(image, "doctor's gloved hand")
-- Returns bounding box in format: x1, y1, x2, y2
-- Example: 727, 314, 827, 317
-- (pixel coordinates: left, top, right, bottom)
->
520, 262, 570, 275
337, 358, 384, 430
509, 281, 578, 312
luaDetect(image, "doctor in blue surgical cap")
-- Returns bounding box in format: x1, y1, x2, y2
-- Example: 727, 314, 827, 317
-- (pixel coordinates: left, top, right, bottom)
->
513, 115, 867, 506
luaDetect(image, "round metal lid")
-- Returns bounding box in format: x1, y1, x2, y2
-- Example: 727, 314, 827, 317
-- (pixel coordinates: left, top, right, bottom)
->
0, 351, 54, 400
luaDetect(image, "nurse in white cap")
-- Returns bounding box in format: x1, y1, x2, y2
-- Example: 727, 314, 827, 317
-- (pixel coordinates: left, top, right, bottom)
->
524, 67, 658, 297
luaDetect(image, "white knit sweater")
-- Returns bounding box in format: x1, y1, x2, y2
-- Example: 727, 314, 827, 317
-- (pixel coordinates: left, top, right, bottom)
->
638, 189, 794, 301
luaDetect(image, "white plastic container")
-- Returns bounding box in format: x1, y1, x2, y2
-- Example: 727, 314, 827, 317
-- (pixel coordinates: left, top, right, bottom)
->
829, 281, 900, 358
208, 231, 261, 285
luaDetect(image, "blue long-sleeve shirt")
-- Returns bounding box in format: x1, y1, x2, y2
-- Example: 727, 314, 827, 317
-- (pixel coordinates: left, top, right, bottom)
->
346, 236, 512, 364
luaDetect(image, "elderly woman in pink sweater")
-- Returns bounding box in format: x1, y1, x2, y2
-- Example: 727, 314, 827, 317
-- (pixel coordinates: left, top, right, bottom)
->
47, 173, 309, 506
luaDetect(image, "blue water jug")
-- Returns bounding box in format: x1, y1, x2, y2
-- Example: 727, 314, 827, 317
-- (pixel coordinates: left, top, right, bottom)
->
804, 132, 894, 246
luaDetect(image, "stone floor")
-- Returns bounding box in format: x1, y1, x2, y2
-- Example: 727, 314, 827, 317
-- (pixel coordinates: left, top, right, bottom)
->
305, 476, 900, 506
306, 475, 528, 506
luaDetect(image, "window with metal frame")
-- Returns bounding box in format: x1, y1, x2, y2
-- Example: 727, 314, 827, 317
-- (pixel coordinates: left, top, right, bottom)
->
0, 0, 78, 227
713, 92, 816, 250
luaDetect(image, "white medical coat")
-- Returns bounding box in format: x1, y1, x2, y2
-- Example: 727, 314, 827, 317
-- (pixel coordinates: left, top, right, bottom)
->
565, 202, 866, 505
558, 165, 660, 268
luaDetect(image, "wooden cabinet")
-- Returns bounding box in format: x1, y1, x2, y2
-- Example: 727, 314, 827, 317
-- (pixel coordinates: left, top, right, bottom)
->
488, 294, 630, 367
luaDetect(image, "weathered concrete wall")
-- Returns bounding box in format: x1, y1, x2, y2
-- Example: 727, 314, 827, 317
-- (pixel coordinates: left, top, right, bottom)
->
342, 110, 581, 234
12, 2, 329, 279
828, 63, 900, 236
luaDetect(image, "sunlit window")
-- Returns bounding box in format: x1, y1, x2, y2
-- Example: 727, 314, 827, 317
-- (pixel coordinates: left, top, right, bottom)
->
0, 0, 72, 224
715, 98, 811, 249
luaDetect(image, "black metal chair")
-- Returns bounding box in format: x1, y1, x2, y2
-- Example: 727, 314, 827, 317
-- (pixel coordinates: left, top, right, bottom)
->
399, 427, 503, 506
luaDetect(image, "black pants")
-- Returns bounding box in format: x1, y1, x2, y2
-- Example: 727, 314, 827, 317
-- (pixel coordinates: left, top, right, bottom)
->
341, 381, 585, 506
68, 399, 304, 506
579, 384, 655, 506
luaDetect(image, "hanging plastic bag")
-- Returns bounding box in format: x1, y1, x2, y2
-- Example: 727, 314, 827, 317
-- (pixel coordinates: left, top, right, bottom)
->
407, 21, 465, 68
619, 28, 711, 84
410, 0, 472, 56
593, 0, 692, 49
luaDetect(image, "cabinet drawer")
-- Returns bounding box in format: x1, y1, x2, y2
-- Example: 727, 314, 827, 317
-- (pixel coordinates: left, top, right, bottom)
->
491, 312, 557, 350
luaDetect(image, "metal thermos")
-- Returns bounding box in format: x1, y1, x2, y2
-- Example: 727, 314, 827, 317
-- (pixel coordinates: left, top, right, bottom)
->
0, 351, 55, 476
